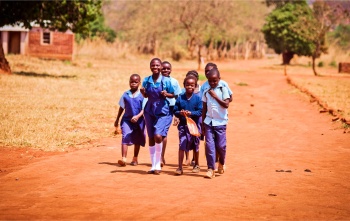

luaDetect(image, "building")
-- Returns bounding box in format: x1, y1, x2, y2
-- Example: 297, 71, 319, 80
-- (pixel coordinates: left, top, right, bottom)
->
0, 25, 74, 60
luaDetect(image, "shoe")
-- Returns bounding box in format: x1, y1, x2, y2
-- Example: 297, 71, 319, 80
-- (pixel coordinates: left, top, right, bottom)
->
192, 165, 200, 173
130, 161, 138, 166
154, 170, 161, 175
175, 168, 183, 175
118, 159, 126, 167
190, 160, 195, 166
205, 169, 215, 179
218, 163, 225, 174
147, 170, 155, 174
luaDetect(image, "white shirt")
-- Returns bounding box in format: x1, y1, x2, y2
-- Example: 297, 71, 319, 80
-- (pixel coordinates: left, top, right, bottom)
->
202, 85, 230, 126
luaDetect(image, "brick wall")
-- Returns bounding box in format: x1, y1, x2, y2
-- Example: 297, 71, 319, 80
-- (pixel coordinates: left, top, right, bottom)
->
28, 31, 74, 60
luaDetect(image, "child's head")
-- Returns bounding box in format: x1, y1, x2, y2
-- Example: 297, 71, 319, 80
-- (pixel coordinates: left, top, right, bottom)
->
183, 75, 198, 95
161, 61, 172, 77
186, 70, 199, 80
129, 73, 141, 91
207, 68, 220, 89
150, 58, 162, 75
204, 63, 217, 79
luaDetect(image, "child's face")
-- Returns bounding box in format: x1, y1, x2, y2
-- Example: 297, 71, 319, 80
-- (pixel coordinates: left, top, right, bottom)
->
150, 60, 162, 75
208, 74, 220, 89
205, 66, 214, 79
184, 78, 196, 94
161, 63, 171, 77
129, 76, 140, 91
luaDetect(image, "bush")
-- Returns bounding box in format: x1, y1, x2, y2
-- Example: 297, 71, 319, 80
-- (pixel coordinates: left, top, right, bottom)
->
329, 61, 337, 67
318, 61, 324, 67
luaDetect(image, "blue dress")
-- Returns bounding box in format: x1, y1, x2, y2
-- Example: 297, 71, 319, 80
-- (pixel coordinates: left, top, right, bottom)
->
120, 92, 146, 146
142, 75, 174, 137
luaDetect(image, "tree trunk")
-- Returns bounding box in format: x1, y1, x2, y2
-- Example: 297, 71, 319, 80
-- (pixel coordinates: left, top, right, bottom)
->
312, 56, 318, 76
282, 51, 294, 65
0, 43, 11, 74
197, 44, 202, 71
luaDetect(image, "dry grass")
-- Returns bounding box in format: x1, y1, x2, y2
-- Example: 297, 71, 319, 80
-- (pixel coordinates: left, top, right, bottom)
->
1, 40, 349, 151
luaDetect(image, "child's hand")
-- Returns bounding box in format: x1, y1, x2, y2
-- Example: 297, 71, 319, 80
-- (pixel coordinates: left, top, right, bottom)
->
131, 116, 139, 123
114, 126, 122, 135
173, 117, 179, 126
140, 87, 147, 97
160, 90, 167, 98
208, 89, 217, 99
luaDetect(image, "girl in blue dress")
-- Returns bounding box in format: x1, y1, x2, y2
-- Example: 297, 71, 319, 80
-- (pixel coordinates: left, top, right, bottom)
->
114, 74, 147, 166
140, 58, 175, 175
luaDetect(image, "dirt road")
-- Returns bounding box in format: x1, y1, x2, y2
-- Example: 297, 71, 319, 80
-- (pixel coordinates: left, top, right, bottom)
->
1, 61, 349, 220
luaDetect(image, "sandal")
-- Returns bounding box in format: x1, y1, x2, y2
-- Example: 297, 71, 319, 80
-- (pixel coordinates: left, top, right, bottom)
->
130, 161, 138, 166
175, 168, 183, 175
118, 159, 126, 167
192, 165, 200, 173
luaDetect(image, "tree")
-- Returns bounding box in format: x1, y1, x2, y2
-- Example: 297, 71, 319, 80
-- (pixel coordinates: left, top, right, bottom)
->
0, 0, 102, 74
262, 1, 315, 65
290, 0, 350, 75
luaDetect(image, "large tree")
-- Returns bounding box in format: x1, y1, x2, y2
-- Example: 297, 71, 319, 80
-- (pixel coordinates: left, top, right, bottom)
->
262, 1, 315, 65
0, 0, 101, 74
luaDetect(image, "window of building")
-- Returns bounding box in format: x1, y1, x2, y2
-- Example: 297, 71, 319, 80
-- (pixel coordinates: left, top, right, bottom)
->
42, 32, 51, 44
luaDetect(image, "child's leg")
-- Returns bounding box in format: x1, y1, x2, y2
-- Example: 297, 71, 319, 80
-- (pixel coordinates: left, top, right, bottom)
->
148, 137, 156, 172
184, 151, 190, 166
161, 136, 167, 166
204, 124, 216, 170
118, 144, 128, 166
130, 144, 140, 166
178, 150, 185, 170
214, 125, 227, 173
154, 136, 163, 172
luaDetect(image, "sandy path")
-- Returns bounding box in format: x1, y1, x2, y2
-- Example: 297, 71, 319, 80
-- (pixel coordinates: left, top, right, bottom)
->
1, 61, 349, 220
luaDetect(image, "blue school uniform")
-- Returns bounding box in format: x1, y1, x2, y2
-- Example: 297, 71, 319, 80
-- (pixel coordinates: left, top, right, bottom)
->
174, 93, 202, 151
202, 85, 230, 169
164, 76, 182, 134
119, 90, 146, 146
142, 75, 174, 137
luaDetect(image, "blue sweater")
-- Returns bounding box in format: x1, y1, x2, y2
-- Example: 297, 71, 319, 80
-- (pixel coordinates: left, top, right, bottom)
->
174, 93, 202, 126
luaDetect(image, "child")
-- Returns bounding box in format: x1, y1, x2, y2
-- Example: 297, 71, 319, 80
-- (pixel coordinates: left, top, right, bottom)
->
201, 63, 233, 172
140, 58, 175, 175
114, 74, 147, 166
180, 70, 201, 166
173, 75, 202, 175
160, 61, 182, 167
202, 68, 230, 179
201, 63, 233, 102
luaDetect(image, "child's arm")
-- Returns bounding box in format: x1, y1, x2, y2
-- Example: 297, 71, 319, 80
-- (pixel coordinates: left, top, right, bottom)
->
131, 109, 143, 123
140, 87, 148, 98
208, 89, 230, 108
114, 106, 124, 128
161, 90, 174, 98
202, 101, 207, 136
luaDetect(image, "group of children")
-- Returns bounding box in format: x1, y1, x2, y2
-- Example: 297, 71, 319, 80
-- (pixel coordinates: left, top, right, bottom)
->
114, 58, 232, 179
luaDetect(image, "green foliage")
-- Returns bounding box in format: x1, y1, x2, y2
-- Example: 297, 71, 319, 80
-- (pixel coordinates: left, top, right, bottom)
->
329, 61, 337, 67
317, 61, 324, 67
75, 13, 116, 43
328, 24, 350, 50
0, 0, 102, 35
262, 1, 315, 56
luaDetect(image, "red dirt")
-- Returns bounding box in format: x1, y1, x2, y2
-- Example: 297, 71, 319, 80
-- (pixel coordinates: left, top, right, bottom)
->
1, 60, 349, 220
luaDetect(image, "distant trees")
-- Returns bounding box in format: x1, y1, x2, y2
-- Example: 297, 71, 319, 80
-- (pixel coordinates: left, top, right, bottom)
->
262, 0, 350, 75
0, 0, 102, 74
103, 0, 269, 68
262, 1, 314, 65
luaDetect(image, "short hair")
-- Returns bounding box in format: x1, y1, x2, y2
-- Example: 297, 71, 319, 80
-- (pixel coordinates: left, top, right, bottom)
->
207, 68, 220, 78
150, 57, 162, 65
162, 61, 172, 67
183, 75, 198, 87
186, 70, 199, 80
205, 62, 217, 69
130, 73, 141, 81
